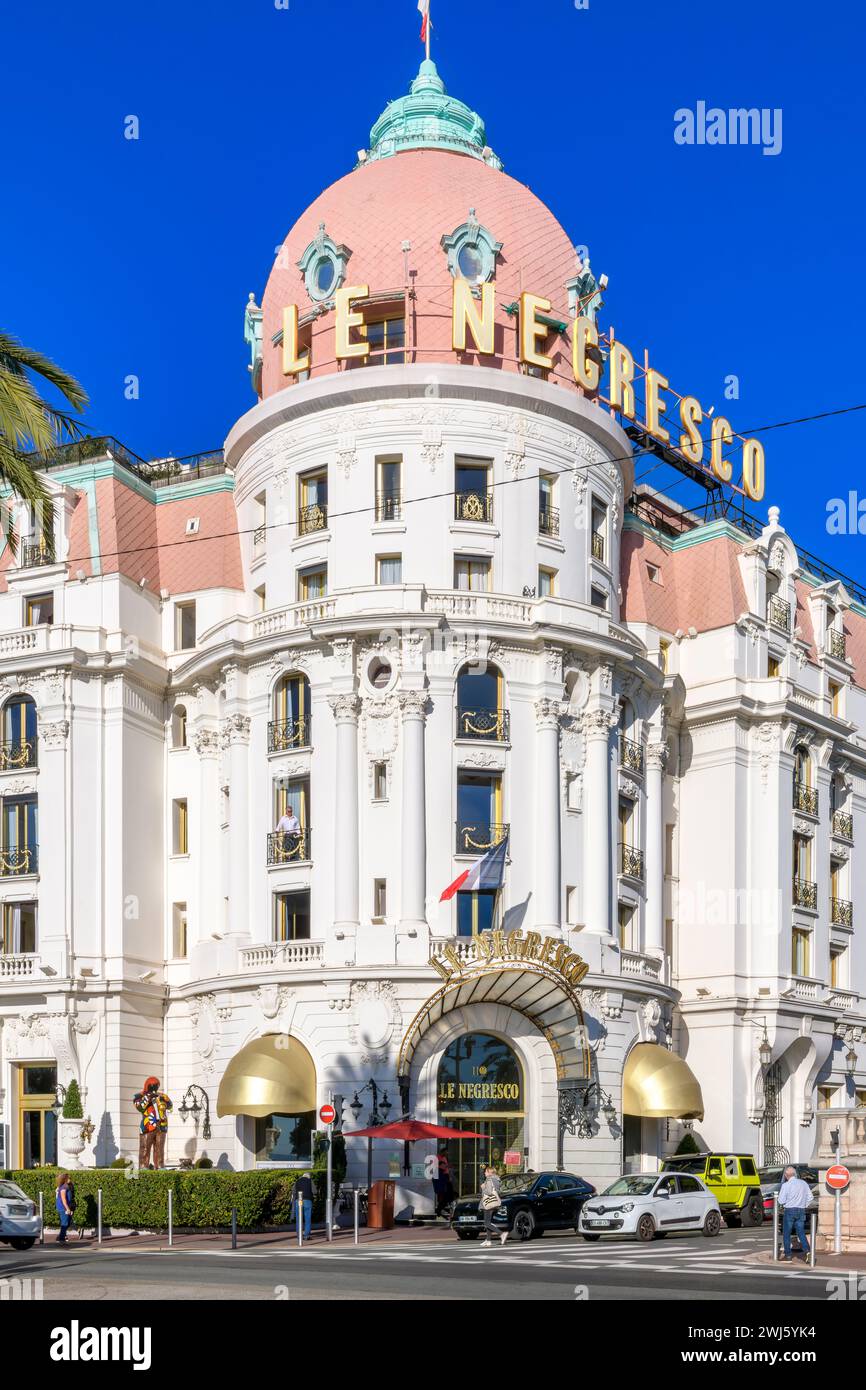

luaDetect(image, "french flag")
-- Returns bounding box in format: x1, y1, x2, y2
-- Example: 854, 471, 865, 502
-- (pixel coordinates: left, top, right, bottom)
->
418, 0, 431, 42
440, 838, 508, 902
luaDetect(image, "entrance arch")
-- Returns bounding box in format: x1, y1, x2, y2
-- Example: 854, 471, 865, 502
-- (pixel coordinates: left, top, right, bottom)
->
437, 1032, 524, 1197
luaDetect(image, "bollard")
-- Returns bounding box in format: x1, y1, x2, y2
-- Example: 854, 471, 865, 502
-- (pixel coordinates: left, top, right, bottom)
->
772, 1194, 779, 1261
231, 1207, 237, 1251
297, 1194, 303, 1248
38, 1192, 44, 1245
97, 1188, 103, 1245
354, 1188, 360, 1246
168, 1188, 173, 1248
810, 1209, 817, 1268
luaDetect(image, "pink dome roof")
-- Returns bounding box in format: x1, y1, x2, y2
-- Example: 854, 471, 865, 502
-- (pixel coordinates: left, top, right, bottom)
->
259, 148, 581, 399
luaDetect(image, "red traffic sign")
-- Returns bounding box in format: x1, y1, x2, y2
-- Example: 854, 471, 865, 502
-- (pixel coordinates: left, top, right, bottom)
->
319, 1103, 336, 1126
826, 1164, 850, 1191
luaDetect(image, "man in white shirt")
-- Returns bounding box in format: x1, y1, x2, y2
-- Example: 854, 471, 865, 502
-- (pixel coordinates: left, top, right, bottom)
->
777, 1167, 813, 1260
275, 805, 301, 859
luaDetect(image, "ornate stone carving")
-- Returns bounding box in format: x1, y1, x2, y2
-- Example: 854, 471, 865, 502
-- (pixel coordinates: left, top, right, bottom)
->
193, 728, 221, 759
753, 721, 781, 790
336, 433, 357, 479
619, 779, 640, 802
397, 691, 429, 720
223, 713, 251, 745
347, 980, 401, 1063
583, 708, 617, 738
646, 741, 668, 771
39, 719, 69, 748
329, 694, 362, 723
534, 697, 561, 730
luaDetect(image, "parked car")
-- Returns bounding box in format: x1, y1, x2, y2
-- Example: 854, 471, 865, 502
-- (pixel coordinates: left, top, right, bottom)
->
451, 1170, 595, 1242
0, 1180, 41, 1250
660, 1152, 763, 1227
758, 1164, 819, 1221
579, 1172, 722, 1242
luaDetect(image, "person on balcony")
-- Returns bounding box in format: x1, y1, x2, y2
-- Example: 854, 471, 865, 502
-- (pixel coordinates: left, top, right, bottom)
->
276, 805, 301, 858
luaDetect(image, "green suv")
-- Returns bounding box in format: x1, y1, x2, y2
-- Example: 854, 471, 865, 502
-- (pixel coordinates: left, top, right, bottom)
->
660, 1153, 763, 1227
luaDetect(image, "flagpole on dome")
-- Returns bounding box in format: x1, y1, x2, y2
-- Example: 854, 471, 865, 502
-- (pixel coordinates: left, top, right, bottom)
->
418, 0, 432, 61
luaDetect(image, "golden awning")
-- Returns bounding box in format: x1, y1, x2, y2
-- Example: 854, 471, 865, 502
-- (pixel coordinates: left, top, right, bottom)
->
622, 1043, 704, 1121
216, 1035, 317, 1119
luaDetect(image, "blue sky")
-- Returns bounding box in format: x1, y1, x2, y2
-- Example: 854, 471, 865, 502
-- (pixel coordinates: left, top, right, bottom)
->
3, 0, 865, 574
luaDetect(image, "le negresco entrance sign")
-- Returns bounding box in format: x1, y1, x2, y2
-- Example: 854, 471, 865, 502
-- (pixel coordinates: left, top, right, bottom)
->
429, 928, 589, 988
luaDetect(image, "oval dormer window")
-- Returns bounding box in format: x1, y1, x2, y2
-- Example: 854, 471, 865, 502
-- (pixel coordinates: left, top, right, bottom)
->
457, 243, 484, 283
315, 255, 337, 296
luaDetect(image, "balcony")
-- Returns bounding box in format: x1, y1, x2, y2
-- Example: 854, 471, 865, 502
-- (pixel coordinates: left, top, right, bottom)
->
455, 822, 509, 854
455, 707, 510, 743
831, 896, 853, 927
375, 493, 403, 523
620, 737, 644, 775
767, 595, 791, 633
0, 738, 38, 771
0, 846, 38, 877
267, 829, 312, 866
829, 629, 847, 661
454, 491, 494, 525
794, 781, 818, 815
20, 541, 53, 569
619, 949, 663, 981
619, 844, 645, 881
0, 953, 38, 979
539, 507, 560, 538
240, 940, 323, 971
591, 531, 605, 562
267, 717, 311, 754
793, 877, 818, 910
252, 524, 266, 558
832, 809, 853, 840
298, 502, 327, 536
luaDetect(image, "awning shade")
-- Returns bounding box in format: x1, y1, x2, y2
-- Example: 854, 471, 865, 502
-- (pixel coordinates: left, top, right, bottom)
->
216, 1035, 316, 1119
622, 1043, 704, 1121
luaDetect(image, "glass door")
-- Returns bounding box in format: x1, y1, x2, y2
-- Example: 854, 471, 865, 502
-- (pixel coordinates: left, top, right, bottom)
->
17, 1065, 58, 1168
440, 1117, 526, 1199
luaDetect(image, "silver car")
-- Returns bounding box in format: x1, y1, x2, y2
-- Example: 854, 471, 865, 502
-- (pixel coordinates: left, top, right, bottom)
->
0, 1180, 41, 1250
579, 1172, 722, 1242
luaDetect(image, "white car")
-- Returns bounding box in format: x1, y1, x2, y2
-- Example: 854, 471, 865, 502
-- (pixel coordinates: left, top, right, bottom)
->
0, 1180, 42, 1250
579, 1172, 722, 1242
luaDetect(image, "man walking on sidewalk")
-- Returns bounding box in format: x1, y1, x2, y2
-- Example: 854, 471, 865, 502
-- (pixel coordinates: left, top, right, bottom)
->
293, 1172, 314, 1243
778, 1167, 812, 1261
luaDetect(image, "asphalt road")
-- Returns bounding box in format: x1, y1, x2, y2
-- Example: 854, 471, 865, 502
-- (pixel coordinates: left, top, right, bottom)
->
0, 1226, 840, 1302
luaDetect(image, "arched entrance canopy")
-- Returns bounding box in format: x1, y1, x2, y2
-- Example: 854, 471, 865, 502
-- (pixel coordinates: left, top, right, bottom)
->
398, 960, 591, 1084
623, 1042, 704, 1121
216, 1035, 316, 1119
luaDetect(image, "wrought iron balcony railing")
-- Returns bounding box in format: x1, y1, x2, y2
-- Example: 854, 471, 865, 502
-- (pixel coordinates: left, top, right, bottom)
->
0, 845, 38, 877
832, 896, 853, 927
829, 629, 847, 661
298, 502, 328, 535
794, 781, 818, 815
832, 809, 854, 840
20, 541, 53, 568
620, 843, 645, 881
455, 822, 509, 854
252, 524, 267, 555
267, 829, 312, 866
455, 707, 510, 742
267, 717, 311, 753
454, 491, 494, 524
375, 492, 403, 523
539, 507, 560, 538
767, 595, 791, 632
0, 738, 38, 771
591, 531, 605, 562
620, 737, 644, 774
793, 878, 818, 910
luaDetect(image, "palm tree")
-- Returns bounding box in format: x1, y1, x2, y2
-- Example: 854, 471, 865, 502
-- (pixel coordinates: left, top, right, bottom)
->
0, 331, 88, 558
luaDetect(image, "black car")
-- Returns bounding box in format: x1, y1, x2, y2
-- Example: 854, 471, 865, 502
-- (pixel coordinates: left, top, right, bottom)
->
451, 1171, 596, 1242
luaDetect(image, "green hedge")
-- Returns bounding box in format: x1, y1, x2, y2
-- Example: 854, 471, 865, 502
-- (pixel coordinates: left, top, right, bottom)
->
0, 1168, 325, 1230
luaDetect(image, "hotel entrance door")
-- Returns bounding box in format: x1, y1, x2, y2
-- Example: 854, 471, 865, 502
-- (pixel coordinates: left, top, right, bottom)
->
437, 1032, 525, 1198
440, 1116, 525, 1198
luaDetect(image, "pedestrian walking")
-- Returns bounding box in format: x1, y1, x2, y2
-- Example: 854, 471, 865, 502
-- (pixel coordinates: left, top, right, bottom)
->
55, 1172, 74, 1244
432, 1149, 455, 1218
478, 1164, 507, 1247
293, 1171, 314, 1242
778, 1166, 813, 1261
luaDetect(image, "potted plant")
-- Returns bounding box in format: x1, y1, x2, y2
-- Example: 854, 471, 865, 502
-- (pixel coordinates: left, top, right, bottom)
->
58, 1079, 87, 1168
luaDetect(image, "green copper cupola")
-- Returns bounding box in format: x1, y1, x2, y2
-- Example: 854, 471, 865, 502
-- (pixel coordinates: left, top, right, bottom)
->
359, 60, 503, 169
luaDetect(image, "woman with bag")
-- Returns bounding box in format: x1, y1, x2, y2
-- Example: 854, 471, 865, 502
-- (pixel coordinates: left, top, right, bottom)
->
478, 1164, 507, 1247
55, 1172, 74, 1244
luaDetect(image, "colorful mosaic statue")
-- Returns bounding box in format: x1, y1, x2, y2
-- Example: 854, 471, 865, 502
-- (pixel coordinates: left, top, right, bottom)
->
133, 1076, 173, 1169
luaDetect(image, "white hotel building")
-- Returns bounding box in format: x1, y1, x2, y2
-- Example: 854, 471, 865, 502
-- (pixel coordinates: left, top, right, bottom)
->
1, 61, 864, 1199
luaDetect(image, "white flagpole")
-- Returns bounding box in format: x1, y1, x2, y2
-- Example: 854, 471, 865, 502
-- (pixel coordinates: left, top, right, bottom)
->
426, 6, 431, 61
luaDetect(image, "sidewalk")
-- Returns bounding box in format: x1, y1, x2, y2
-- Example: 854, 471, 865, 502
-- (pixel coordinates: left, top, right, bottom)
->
751, 1248, 866, 1276
37, 1221, 457, 1255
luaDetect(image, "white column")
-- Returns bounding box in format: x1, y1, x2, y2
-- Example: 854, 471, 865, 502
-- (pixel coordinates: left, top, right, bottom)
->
225, 713, 251, 938
644, 741, 667, 955
535, 698, 562, 932
193, 726, 221, 945
583, 708, 614, 934
399, 692, 427, 931
330, 695, 361, 930
35, 715, 70, 976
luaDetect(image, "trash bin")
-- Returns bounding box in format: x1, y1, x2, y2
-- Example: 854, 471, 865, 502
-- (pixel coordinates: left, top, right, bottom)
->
368, 1180, 396, 1230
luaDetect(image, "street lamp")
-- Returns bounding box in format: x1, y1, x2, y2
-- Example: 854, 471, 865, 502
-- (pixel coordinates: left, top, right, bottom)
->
352, 1079, 393, 1191
52, 1084, 67, 1117
845, 1044, 858, 1076
178, 1084, 212, 1140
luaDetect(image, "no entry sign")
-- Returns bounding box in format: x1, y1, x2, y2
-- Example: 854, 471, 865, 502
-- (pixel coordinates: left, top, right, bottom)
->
319, 1103, 336, 1126
826, 1164, 850, 1190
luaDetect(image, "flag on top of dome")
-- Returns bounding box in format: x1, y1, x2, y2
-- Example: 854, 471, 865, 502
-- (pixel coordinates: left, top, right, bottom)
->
418, 1, 432, 44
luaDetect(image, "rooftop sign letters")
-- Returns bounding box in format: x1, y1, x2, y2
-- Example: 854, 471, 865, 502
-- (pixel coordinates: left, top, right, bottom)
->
281, 281, 765, 503
430, 927, 589, 988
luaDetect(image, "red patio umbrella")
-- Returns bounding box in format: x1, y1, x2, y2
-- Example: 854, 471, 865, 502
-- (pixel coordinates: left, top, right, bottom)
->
345, 1119, 483, 1140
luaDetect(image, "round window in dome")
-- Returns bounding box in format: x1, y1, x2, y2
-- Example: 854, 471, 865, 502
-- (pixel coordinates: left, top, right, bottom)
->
457, 243, 485, 283
368, 658, 392, 690
314, 255, 336, 296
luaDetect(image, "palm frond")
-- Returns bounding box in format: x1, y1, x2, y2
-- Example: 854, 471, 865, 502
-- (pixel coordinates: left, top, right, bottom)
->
0, 437, 55, 560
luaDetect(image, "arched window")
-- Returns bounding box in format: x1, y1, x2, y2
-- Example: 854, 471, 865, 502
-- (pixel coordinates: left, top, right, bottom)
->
455, 662, 507, 741
171, 705, 188, 749
793, 745, 818, 816
436, 1033, 524, 1198
270, 674, 311, 752
619, 700, 643, 774
794, 745, 811, 787
1, 696, 37, 770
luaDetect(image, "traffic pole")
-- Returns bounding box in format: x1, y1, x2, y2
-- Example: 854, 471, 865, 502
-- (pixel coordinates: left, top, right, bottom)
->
168, 1188, 173, 1248
231, 1207, 237, 1251
810, 1210, 817, 1267
38, 1192, 44, 1245
354, 1188, 360, 1246
97, 1188, 103, 1245
326, 1093, 334, 1243
834, 1136, 842, 1255
772, 1195, 779, 1261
